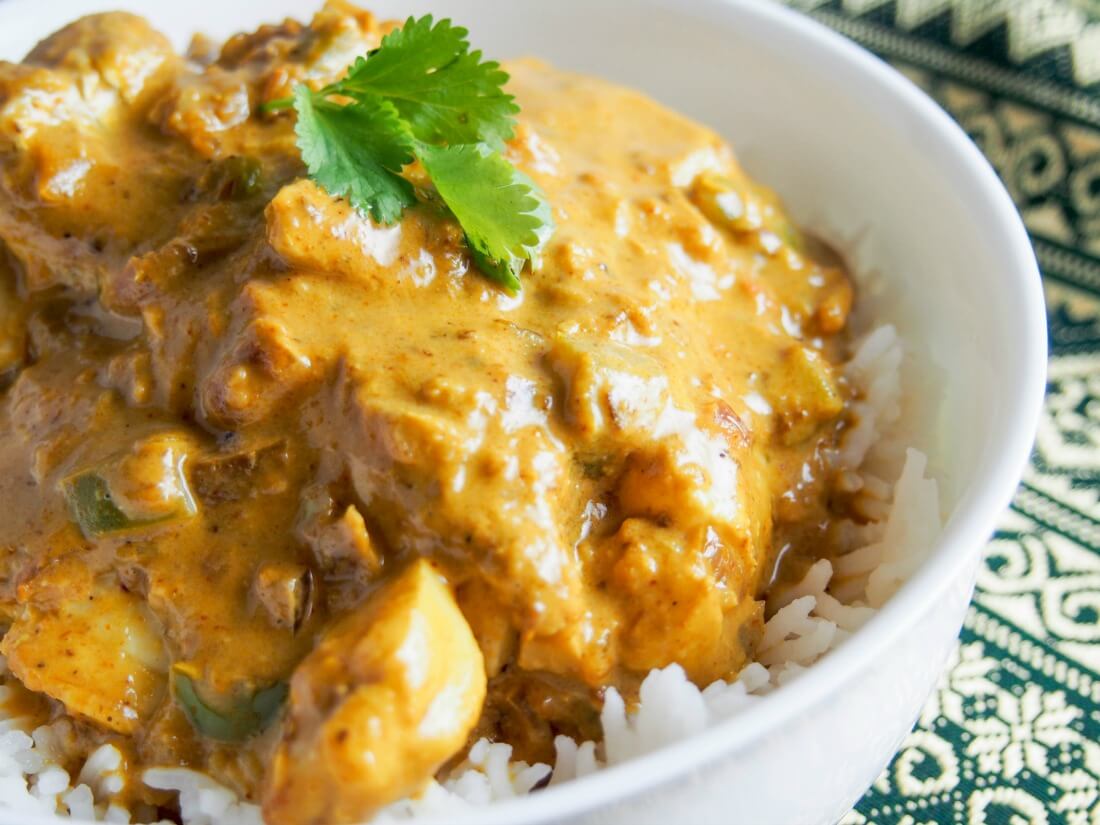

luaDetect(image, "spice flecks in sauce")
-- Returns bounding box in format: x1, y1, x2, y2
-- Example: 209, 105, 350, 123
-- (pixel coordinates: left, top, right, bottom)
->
0, 5, 856, 824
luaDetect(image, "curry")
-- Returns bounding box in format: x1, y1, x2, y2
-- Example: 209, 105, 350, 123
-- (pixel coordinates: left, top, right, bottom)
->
0, 4, 856, 824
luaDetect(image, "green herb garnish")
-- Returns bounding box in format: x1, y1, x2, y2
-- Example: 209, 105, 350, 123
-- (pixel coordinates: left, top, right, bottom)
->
263, 15, 552, 291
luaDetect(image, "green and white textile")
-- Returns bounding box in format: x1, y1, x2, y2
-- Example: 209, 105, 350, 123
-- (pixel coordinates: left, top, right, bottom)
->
785, 2, 1100, 822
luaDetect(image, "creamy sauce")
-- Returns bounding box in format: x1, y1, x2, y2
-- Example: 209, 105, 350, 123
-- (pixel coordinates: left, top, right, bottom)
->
0, 4, 855, 823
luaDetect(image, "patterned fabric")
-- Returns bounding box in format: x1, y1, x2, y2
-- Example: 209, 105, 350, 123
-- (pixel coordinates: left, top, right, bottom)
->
779, 1, 1100, 822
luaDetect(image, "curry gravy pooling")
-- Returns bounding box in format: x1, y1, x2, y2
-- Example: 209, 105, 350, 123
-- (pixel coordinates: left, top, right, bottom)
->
0, 4, 855, 824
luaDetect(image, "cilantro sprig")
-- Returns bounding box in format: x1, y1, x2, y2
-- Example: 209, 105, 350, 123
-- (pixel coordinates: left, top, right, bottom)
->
263, 15, 552, 291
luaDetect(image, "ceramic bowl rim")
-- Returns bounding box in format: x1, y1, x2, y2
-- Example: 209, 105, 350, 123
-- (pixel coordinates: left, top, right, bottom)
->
0, 1, 1048, 823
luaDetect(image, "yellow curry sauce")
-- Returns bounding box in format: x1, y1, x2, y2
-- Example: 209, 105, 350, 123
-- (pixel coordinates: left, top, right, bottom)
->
0, 4, 855, 823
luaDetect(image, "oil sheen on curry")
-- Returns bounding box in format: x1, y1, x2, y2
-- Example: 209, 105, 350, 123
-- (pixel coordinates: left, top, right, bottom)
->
0, 4, 857, 824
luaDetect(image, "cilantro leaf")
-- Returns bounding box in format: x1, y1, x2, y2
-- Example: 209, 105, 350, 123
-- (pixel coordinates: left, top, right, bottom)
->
292, 86, 416, 224
418, 143, 552, 291
332, 16, 518, 147
276, 17, 552, 288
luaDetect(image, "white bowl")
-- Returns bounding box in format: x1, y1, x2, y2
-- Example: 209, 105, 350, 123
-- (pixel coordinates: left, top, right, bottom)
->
0, 1, 1047, 824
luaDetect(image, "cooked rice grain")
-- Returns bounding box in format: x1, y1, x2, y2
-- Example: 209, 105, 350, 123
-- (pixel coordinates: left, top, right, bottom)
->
0, 325, 943, 824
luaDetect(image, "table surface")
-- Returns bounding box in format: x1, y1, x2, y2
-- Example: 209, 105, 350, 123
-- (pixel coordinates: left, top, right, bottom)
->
784, 2, 1100, 823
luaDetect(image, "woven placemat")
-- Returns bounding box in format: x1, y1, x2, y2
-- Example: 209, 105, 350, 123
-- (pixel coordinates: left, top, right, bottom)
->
783, 2, 1100, 823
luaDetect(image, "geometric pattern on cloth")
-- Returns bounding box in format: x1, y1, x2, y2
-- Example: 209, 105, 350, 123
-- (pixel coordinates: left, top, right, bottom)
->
777, 1, 1100, 822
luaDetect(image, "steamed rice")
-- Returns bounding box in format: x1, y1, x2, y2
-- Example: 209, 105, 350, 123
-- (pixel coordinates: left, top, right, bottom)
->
0, 324, 942, 824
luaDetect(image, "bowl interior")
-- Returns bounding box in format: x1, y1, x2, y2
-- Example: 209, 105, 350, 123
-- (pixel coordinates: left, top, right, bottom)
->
0, 0, 1044, 520
0, 1, 1046, 823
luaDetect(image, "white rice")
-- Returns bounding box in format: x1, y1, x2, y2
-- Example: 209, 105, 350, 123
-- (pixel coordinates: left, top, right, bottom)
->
0, 324, 942, 824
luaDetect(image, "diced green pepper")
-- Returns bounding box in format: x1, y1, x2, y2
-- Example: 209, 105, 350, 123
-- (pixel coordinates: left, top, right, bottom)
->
62, 466, 195, 539
199, 156, 264, 201
61, 435, 198, 538
171, 666, 288, 743
62, 472, 142, 537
